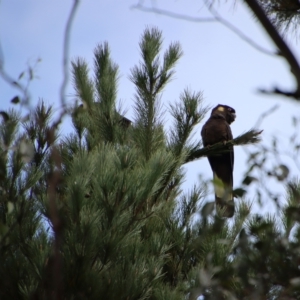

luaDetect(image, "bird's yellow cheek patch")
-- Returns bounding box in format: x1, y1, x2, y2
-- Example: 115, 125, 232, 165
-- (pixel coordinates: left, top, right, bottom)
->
217, 106, 225, 112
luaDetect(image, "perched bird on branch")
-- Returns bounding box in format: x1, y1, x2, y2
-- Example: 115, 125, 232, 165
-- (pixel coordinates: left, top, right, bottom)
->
201, 104, 236, 218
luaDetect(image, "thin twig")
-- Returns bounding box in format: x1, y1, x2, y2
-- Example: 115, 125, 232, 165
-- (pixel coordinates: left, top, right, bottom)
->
205, 2, 276, 56
131, 2, 275, 56
131, 3, 216, 23
59, 0, 80, 110
0, 43, 31, 106
254, 104, 279, 128
259, 87, 300, 100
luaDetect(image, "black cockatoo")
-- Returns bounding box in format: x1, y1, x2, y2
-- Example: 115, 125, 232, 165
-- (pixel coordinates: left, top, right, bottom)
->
201, 104, 236, 217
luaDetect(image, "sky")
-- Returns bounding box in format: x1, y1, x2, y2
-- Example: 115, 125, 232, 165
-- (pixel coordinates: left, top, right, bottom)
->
1, 0, 300, 216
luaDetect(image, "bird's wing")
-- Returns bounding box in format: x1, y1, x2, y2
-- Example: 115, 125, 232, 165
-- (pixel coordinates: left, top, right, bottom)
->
201, 111, 235, 217
202, 123, 233, 186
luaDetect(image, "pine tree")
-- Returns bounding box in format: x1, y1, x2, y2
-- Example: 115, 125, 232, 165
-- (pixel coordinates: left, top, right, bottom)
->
257, 0, 300, 34
1, 27, 299, 300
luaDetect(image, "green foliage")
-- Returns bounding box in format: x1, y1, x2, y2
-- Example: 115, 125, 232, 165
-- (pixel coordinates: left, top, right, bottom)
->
258, 0, 300, 35
130, 27, 183, 160
1, 27, 300, 300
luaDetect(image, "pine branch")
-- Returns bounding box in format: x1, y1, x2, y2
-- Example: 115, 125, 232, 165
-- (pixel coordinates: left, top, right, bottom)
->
257, 0, 300, 34
131, 28, 182, 160
185, 129, 263, 163
168, 89, 208, 158
94, 42, 119, 106
71, 58, 95, 107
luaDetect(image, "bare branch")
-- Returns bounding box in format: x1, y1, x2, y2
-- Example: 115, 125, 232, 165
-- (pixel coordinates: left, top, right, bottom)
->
131, 3, 216, 23
132, 2, 275, 56
0, 43, 31, 107
205, 2, 276, 56
259, 87, 300, 100
254, 104, 279, 128
243, 0, 300, 99
59, 0, 80, 109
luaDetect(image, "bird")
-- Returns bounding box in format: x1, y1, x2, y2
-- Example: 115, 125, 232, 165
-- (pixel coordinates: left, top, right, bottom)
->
201, 104, 236, 218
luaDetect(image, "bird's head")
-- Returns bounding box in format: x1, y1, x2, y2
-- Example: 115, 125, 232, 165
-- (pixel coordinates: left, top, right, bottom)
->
211, 104, 236, 124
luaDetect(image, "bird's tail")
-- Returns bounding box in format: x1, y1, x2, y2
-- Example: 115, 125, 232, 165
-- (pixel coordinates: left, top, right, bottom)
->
213, 174, 234, 218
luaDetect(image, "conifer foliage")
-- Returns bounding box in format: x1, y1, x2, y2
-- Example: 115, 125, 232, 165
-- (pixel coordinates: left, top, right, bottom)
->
1, 27, 300, 299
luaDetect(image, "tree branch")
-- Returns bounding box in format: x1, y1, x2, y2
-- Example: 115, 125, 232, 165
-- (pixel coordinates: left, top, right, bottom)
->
243, 0, 300, 99
131, 2, 275, 56
59, 0, 80, 109
185, 129, 263, 163
0, 42, 31, 107
131, 3, 216, 23
205, 2, 276, 56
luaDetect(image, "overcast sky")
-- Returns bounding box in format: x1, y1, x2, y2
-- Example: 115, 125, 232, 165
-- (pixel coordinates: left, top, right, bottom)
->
1, 0, 300, 215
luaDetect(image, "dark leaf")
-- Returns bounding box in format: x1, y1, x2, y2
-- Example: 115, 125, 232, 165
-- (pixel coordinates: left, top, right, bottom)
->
242, 176, 257, 186
268, 164, 290, 181
275, 164, 289, 181
233, 188, 246, 198
18, 71, 25, 80
29, 67, 34, 80
201, 201, 215, 217
11, 96, 20, 104
0, 111, 9, 122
